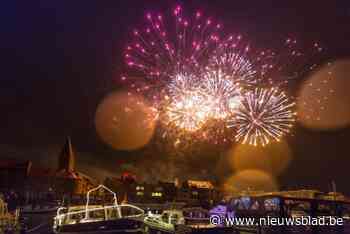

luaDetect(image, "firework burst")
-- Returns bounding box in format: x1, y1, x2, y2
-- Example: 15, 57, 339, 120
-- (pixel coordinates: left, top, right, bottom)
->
209, 52, 256, 86
208, 35, 260, 87
119, 6, 328, 149
162, 72, 208, 132
229, 88, 296, 146
167, 72, 199, 98
202, 69, 242, 119
163, 89, 210, 132
208, 35, 325, 89
125, 6, 224, 82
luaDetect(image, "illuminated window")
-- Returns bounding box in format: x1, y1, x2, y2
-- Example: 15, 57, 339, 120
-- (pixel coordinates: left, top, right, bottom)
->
136, 186, 144, 191
136, 191, 144, 196
152, 192, 162, 197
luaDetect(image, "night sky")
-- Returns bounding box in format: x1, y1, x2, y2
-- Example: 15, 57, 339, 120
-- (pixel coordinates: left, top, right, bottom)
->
1, 1, 350, 192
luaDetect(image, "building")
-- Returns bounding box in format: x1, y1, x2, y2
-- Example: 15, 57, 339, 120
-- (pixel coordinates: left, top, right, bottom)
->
103, 176, 222, 208
54, 137, 95, 196
158, 181, 177, 202
0, 160, 32, 193
26, 166, 56, 202
104, 172, 137, 202
104, 175, 179, 203
0, 137, 95, 203
104, 173, 172, 203
179, 180, 221, 208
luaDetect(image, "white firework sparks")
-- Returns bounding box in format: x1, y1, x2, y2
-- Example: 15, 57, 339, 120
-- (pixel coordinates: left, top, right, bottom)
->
168, 73, 199, 98
202, 69, 242, 119
209, 51, 257, 87
228, 88, 296, 146
164, 89, 210, 132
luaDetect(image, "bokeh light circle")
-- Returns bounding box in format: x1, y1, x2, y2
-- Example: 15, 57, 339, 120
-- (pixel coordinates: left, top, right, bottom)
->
223, 170, 278, 194
95, 91, 157, 151
227, 140, 292, 176
297, 60, 350, 130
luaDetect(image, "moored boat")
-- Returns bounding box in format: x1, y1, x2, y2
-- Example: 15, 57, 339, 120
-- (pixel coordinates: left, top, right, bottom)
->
184, 207, 234, 234
53, 185, 145, 234
144, 209, 190, 234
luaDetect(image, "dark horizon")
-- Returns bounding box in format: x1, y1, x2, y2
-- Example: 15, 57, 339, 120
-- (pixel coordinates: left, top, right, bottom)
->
1, 1, 350, 194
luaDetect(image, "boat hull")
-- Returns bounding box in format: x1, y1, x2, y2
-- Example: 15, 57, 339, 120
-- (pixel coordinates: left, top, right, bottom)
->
146, 227, 174, 234
190, 226, 237, 234
145, 224, 191, 234
54, 218, 145, 234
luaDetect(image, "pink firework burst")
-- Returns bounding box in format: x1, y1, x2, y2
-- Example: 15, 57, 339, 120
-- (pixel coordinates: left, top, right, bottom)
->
120, 6, 233, 112
124, 6, 224, 85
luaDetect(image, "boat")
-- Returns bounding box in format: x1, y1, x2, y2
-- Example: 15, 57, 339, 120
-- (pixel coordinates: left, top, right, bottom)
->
0, 196, 21, 233
183, 207, 211, 227
144, 209, 191, 234
53, 185, 145, 234
144, 207, 234, 234
184, 207, 235, 234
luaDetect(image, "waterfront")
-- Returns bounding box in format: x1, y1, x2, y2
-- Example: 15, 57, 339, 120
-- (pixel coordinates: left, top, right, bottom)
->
19, 212, 350, 234
16, 187, 350, 234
